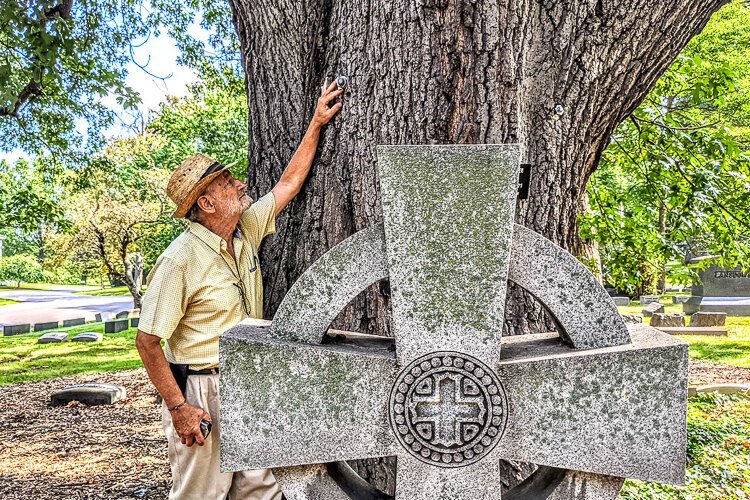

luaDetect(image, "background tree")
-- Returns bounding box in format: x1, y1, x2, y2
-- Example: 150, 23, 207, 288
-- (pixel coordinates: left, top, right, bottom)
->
0, 158, 71, 261
229, 0, 729, 339
68, 134, 176, 308
0, 0, 151, 158
581, 2, 750, 296
0, 254, 43, 288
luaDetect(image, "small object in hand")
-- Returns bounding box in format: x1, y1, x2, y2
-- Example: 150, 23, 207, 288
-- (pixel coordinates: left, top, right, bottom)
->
335, 75, 349, 91
200, 419, 212, 439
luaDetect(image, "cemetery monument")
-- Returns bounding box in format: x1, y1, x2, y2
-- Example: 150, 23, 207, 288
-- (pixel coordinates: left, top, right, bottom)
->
220, 145, 688, 499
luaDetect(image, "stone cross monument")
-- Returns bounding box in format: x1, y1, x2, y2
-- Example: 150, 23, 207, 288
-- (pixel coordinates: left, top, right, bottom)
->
220, 145, 688, 499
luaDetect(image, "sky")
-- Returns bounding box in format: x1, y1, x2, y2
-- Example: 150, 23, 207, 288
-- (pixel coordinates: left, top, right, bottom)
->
0, 29, 200, 163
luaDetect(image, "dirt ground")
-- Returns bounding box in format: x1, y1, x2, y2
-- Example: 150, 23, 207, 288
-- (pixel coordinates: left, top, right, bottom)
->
0, 362, 748, 499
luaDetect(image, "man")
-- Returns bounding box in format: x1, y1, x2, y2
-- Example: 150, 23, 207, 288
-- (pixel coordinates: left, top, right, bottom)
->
135, 81, 343, 499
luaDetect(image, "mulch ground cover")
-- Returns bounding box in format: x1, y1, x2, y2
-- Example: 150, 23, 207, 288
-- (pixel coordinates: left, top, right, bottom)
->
0, 362, 748, 499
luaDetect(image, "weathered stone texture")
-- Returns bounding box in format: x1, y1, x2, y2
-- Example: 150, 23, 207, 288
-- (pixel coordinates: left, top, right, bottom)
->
620, 314, 643, 324
508, 225, 630, 349
50, 383, 126, 406
272, 224, 388, 343
642, 302, 664, 317
690, 312, 727, 327
38, 331, 69, 344
378, 145, 519, 364
649, 313, 686, 328
221, 324, 687, 485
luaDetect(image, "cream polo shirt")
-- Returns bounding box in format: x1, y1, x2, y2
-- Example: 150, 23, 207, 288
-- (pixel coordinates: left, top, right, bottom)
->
139, 192, 276, 369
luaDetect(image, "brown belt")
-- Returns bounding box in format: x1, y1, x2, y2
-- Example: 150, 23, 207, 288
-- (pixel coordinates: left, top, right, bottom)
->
187, 367, 219, 375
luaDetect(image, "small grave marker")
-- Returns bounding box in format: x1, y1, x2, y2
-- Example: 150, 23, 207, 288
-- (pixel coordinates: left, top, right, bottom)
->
72, 332, 103, 342
639, 295, 660, 305
51, 383, 126, 406
38, 331, 69, 344
3, 324, 30, 336
63, 318, 86, 328
33, 321, 59, 332
105, 319, 129, 333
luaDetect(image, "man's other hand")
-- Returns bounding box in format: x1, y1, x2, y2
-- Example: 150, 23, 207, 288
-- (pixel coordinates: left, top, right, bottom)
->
311, 80, 344, 128
172, 403, 211, 447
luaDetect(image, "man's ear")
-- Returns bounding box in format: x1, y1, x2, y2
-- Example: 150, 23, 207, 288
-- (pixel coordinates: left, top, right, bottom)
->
196, 194, 216, 214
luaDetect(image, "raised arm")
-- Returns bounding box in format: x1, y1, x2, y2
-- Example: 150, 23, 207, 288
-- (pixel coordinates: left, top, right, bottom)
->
271, 80, 343, 215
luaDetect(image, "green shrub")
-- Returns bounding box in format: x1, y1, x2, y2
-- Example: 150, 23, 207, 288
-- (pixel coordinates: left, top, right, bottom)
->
0, 254, 43, 287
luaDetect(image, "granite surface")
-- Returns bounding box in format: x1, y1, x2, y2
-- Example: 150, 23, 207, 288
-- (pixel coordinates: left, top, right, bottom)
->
272, 224, 388, 343
508, 224, 630, 349
219, 145, 686, 499
220, 324, 687, 486
377, 145, 520, 365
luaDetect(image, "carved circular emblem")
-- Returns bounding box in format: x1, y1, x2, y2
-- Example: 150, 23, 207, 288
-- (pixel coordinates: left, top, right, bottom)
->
389, 351, 508, 468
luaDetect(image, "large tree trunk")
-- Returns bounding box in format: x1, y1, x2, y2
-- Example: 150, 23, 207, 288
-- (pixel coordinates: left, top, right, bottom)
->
231, 0, 725, 334
229, 0, 725, 491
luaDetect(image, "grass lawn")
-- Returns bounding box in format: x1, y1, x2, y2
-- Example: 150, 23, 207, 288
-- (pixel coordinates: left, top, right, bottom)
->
619, 297, 750, 369
621, 392, 750, 499
76, 286, 131, 297
0, 297, 18, 306
0, 322, 143, 386
0, 282, 101, 292
75, 286, 144, 297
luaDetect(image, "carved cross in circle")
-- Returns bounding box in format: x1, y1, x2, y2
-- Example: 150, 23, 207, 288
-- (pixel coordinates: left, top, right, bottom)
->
221, 146, 684, 500
412, 373, 483, 447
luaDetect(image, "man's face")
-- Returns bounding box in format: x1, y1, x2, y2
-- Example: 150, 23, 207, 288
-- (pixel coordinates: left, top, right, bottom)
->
204, 171, 253, 218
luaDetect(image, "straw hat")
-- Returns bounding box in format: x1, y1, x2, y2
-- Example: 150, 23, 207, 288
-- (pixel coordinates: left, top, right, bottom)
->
167, 153, 237, 218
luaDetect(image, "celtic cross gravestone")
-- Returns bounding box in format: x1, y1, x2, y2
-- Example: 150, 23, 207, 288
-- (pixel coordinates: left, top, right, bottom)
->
220, 145, 688, 499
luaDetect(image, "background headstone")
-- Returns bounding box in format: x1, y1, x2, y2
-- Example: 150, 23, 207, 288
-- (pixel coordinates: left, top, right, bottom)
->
130, 317, 139, 328
640, 295, 660, 305
95, 312, 116, 322
686, 264, 750, 316
105, 319, 129, 333
116, 309, 140, 319
63, 318, 86, 328
72, 332, 103, 342
33, 321, 59, 332
38, 331, 69, 344
650, 313, 685, 328
612, 297, 630, 306
50, 383, 126, 406
672, 296, 691, 305
642, 302, 664, 317
3, 324, 30, 336
690, 312, 726, 327
621, 313, 643, 324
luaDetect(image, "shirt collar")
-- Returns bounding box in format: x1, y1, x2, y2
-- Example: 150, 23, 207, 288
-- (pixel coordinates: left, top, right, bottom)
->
188, 221, 230, 252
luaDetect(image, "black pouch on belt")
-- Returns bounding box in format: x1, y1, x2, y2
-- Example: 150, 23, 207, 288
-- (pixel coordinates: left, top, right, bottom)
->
169, 363, 189, 397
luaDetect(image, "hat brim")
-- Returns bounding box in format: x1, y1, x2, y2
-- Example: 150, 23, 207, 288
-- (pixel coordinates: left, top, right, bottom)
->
172, 164, 231, 218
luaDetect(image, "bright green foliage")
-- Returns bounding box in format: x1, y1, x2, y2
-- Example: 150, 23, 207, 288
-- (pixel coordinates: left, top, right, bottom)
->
0, 0, 238, 160
0, 254, 44, 287
0, 322, 141, 386
148, 64, 249, 179
0, 297, 18, 306
581, 2, 750, 296
0, 158, 71, 260
0, 0, 144, 157
621, 393, 750, 499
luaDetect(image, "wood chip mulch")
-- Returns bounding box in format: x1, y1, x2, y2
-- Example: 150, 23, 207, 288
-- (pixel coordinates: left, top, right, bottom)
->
0, 361, 748, 499
0, 369, 169, 499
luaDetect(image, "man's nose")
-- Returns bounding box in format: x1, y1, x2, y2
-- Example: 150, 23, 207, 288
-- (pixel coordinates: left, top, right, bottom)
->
235, 178, 248, 190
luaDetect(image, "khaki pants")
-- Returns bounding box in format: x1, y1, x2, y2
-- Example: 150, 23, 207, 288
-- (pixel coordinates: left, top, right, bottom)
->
161, 373, 282, 500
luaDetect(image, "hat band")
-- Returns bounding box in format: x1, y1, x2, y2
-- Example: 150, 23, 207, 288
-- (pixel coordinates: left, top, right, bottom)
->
200, 161, 225, 179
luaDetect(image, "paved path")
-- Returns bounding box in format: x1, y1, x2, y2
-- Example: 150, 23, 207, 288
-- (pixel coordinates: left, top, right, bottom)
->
0, 289, 134, 326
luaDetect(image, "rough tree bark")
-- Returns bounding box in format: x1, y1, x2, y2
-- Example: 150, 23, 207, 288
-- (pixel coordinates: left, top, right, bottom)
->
229, 0, 726, 492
